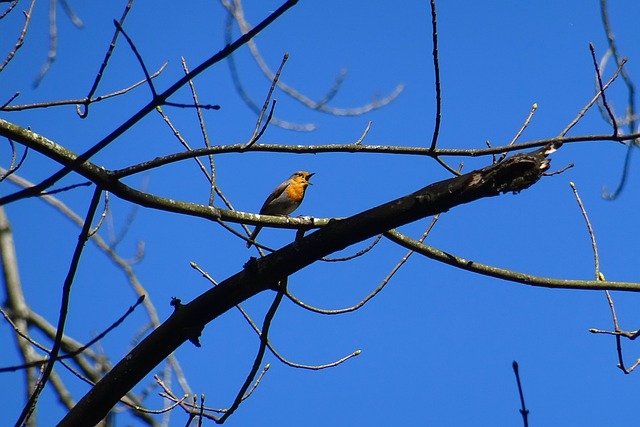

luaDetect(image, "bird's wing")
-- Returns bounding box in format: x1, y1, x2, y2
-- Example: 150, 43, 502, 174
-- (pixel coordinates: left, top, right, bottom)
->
259, 180, 289, 214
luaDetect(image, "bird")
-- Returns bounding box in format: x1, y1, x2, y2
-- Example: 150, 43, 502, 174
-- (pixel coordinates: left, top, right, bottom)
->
246, 171, 314, 248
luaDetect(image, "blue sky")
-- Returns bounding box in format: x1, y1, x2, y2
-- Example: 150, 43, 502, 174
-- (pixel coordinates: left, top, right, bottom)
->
2, 0, 640, 425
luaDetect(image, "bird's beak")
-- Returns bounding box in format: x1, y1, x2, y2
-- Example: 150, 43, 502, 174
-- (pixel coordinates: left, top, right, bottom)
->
308, 172, 315, 183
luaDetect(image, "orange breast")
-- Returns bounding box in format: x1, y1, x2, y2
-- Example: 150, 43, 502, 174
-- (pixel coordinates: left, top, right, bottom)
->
285, 181, 308, 204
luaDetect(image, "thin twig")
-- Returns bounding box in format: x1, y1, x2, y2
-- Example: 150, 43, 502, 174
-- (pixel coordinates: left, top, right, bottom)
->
574, 180, 633, 373
498, 104, 538, 163
0, 0, 36, 73
223, 0, 403, 117
181, 57, 217, 206
243, 52, 289, 149
78, 0, 135, 117
241, 365, 268, 400
569, 182, 600, 276
89, 191, 109, 237
0, 141, 28, 183
0, 1, 20, 20
602, 142, 634, 199
291, 216, 440, 315
32, 0, 84, 86
191, 262, 359, 370
243, 99, 276, 149
1, 92, 20, 108
354, 121, 372, 145
223, 12, 314, 131
156, 106, 212, 182
0, 308, 47, 356
486, 140, 497, 164
600, 0, 636, 140
0, 309, 98, 386
512, 361, 529, 427
16, 187, 103, 426
428, 0, 442, 151
41, 181, 92, 196
59, 0, 84, 27
597, 2, 638, 200
162, 101, 220, 110
590, 43, 618, 135
0, 295, 145, 372
560, 56, 626, 137
218, 284, 284, 423
33, 0, 58, 87
434, 155, 461, 176
1, 63, 168, 112
322, 234, 382, 262
113, 20, 156, 97
544, 162, 574, 176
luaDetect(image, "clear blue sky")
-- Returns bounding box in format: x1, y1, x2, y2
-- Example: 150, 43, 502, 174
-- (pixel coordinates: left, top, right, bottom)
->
2, 0, 640, 425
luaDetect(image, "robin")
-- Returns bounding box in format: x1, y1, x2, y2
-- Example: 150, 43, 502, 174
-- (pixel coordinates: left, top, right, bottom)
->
246, 171, 314, 248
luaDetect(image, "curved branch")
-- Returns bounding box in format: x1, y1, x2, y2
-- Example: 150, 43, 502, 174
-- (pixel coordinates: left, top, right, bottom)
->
223, 0, 404, 116
104, 133, 638, 178
384, 230, 640, 292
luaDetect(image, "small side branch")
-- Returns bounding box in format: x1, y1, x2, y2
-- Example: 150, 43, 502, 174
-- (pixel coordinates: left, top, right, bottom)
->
0, 0, 36, 73
590, 43, 618, 135
78, 0, 135, 117
217, 285, 284, 423
512, 361, 529, 427
428, 0, 442, 151
16, 187, 103, 426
